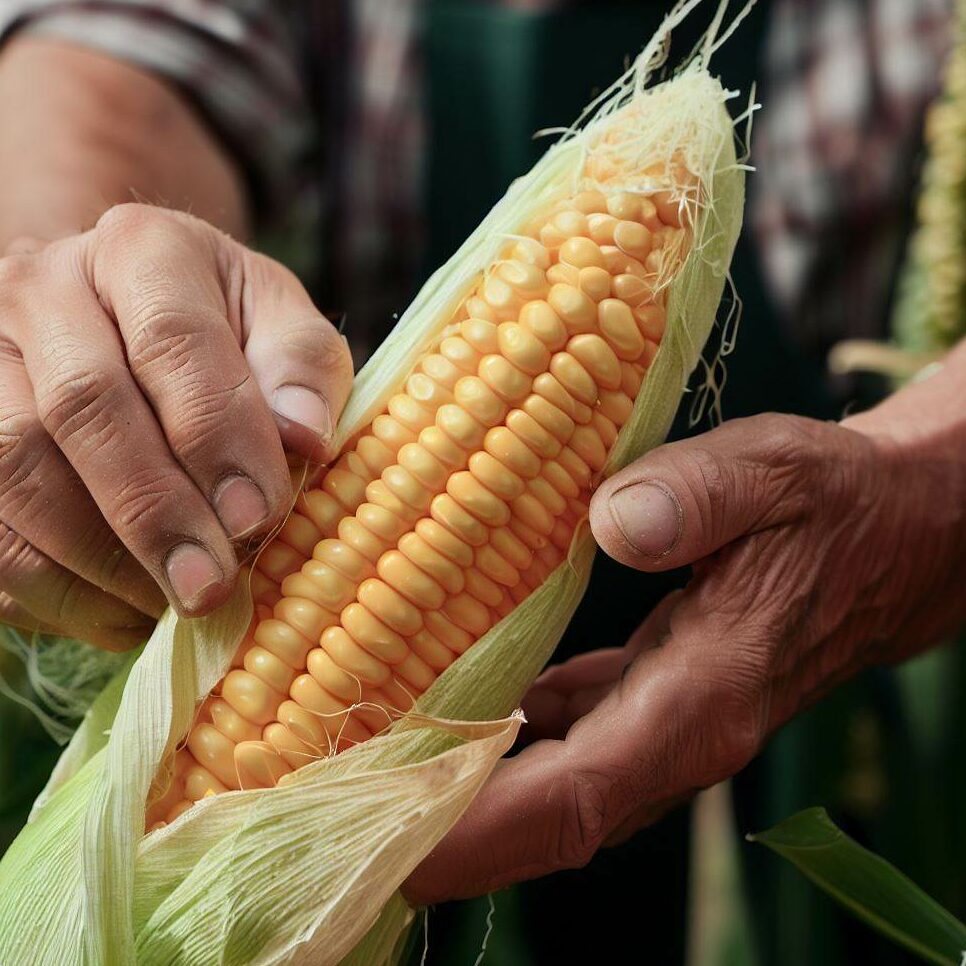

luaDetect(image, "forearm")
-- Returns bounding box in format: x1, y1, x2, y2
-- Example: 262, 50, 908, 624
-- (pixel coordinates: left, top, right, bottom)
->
842, 337, 966, 653
0, 36, 249, 248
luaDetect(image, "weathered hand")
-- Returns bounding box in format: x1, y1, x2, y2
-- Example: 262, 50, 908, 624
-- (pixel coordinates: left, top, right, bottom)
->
0, 205, 352, 648
406, 376, 966, 903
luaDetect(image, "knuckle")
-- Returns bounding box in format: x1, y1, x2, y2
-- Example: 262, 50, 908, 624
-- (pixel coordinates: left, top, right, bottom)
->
243, 250, 297, 296
0, 590, 33, 630
0, 251, 36, 293
167, 373, 254, 462
280, 317, 349, 371
0, 253, 36, 318
3, 235, 45, 257
753, 411, 807, 448
125, 308, 205, 375
0, 525, 37, 581
716, 413, 829, 526
748, 412, 826, 476
686, 445, 729, 511
36, 365, 127, 449
95, 202, 166, 244
0, 406, 46, 490
66, 524, 129, 589
110, 465, 183, 535
95, 543, 134, 592
692, 659, 767, 781
243, 251, 350, 372
52, 573, 90, 624
549, 766, 613, 871
93, 206, 212, 307
118, 265, 226, 383
679, 445, 732, 540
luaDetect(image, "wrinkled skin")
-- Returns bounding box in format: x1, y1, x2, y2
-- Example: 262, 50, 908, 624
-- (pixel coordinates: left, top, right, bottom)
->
407, 345, 966, 902
0, 206, 352, 648
0, 39, 353, 648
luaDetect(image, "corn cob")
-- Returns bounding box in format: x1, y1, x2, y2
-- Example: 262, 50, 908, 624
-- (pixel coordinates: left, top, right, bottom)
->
835, 0, 966, 377
147, 179, 693, 827
896, 0, 966, 351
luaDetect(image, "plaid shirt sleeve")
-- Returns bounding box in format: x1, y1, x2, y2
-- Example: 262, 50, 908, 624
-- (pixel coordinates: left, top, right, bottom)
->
0, 0, 309, 223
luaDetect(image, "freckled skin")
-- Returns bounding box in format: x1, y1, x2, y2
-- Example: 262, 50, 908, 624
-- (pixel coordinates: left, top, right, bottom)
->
147, 188, 688, 827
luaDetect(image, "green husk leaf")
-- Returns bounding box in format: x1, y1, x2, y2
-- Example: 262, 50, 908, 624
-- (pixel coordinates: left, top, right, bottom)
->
750, 808, 966, 966
29, 645, 139, 820
0, 4, 747, 963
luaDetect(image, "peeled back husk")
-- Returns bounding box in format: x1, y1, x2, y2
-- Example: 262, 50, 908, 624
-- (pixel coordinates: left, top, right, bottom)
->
0, 7, 747, 965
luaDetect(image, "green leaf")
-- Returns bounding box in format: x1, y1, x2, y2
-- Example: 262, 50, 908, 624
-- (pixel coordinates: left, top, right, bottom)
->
750, 807, 966, 966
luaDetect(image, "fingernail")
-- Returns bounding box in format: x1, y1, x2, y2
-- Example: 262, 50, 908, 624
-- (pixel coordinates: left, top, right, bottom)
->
213, 474, 269, 539
165, 543, 223, 612
608, 481, 682, 557
272, 385, 332, 440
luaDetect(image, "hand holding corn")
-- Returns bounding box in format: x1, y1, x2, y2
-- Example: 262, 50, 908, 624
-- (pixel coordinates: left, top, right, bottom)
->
0, 205, 352, 647
405, 339, 966, 904
0, 39, 354, 649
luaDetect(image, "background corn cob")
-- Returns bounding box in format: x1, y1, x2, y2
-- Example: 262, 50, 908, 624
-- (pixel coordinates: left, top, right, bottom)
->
830, 0, 966, 378
894, 0, 966, 353
0, 5, 748, 963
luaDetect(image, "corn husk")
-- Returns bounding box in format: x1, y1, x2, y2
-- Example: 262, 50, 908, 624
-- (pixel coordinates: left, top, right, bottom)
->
0, 4, 747, 963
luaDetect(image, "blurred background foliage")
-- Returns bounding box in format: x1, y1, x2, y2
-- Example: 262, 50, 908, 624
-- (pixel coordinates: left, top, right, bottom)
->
1, 3, 962, 965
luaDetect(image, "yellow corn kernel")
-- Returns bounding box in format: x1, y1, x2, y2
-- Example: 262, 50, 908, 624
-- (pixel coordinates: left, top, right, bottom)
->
151, 176, 692, 828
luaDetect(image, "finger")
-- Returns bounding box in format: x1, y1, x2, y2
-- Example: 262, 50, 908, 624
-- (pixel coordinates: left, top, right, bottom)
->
521, 681, 615, 741
14, 249, 237, 616
405, 594, 768, 904
91, 205, 291, 541
530, 648, 627, 694
240, 249, 354, 461
0, 341, 165, 618
523, 592, 681, 739
0, 590, 62, 636
0, 522, 151, 650
589, 413, 826, 572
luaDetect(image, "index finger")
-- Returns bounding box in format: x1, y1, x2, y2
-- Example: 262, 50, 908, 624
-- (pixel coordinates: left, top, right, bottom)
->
91, 206, 293, 542
16, 251, 237, 615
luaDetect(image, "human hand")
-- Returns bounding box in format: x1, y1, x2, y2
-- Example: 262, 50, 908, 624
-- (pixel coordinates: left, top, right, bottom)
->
407, 395, 966, 903
0, 205, 352, 649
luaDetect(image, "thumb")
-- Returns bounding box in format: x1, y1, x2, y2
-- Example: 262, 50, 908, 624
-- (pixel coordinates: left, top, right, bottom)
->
589, 413, 812, 571
239, 249, 354, 462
